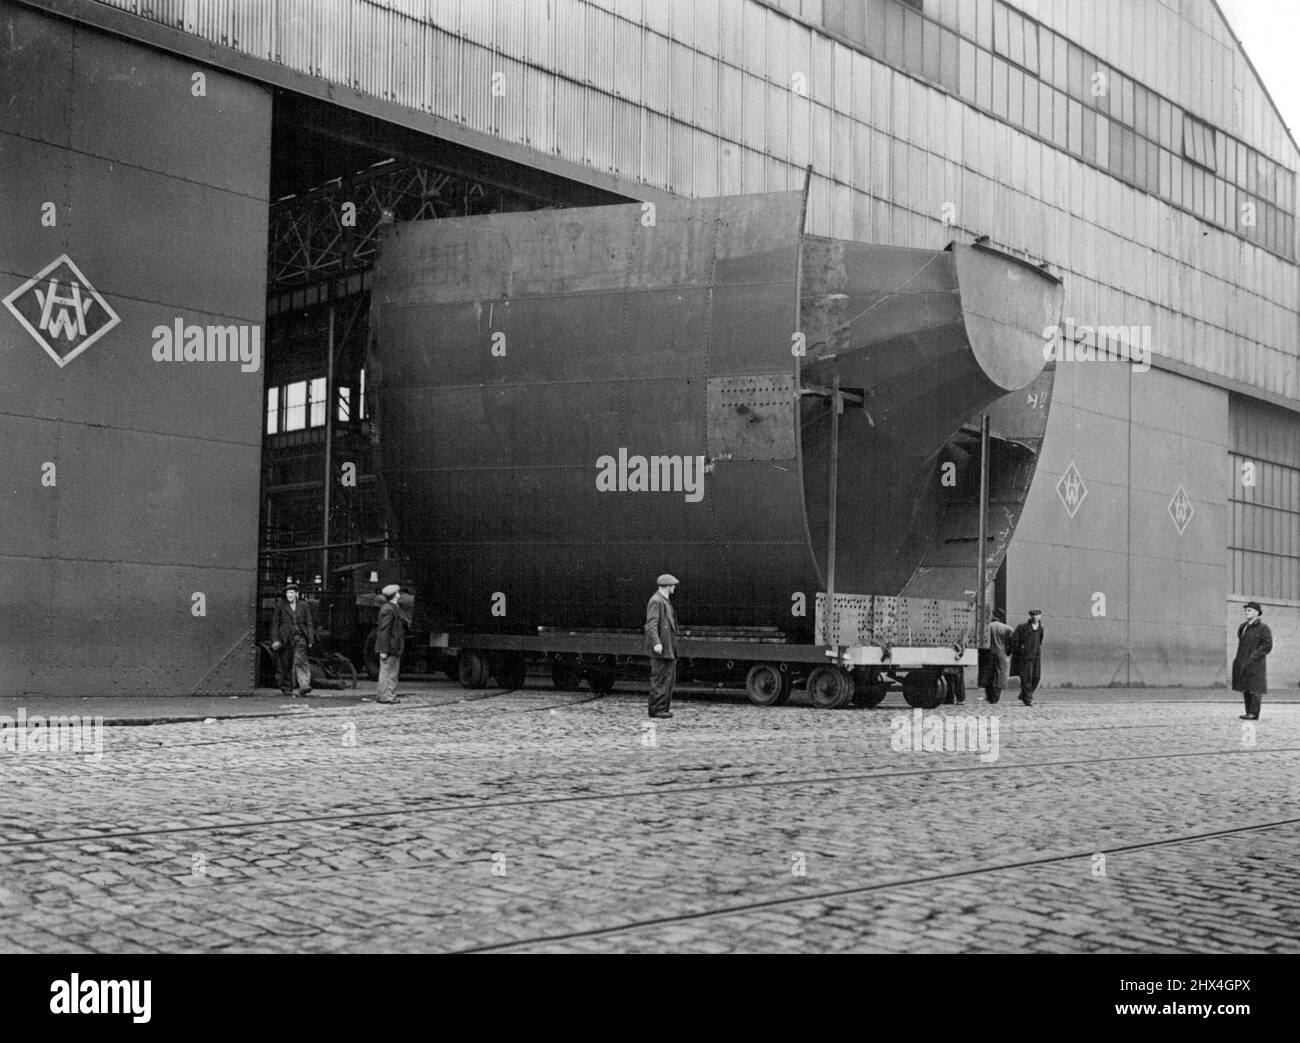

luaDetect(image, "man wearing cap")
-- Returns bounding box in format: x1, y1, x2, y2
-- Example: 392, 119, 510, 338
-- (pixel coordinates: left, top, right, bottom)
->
645, 574, 680, 718
1011, 609, 1045, 706
376, 583, 406, 705
979, 608, 1015, 705
271, 581, 316, 697
1232, 601, 1272, 721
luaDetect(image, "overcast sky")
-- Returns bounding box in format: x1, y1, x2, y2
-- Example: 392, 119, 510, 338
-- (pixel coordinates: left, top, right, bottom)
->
1216, 0, 1300, 143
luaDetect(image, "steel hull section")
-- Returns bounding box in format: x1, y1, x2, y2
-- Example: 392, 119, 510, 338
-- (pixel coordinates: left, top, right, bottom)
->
371, 193, 814, 631
371, 192, 1062, 636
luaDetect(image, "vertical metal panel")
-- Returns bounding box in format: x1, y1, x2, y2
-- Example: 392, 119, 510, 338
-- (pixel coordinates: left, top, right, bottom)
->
743, 145, 765, 193
585, 3, 617, 95
232, 0, 274, 57
642, 0, 669, 34
494, 0, 528, 59
389, 8, 426, 107
612, 14, 642, 98
742, 1, 766, 76
765, 6, 789, 85
693, 127, 718, 196
524, 0, 553, 69
642, 29, 670, 114
833, 42, 852, 113
787, 21, 811, 88
524, 65, 555, 152
555, 78, 587, 160
693, 0, 720, 56
668, 0, 694, 42
642, 109, 670, 187
719, 136, 743, 193
810, 32, 833, 106
767, 81, 789, 161
668, 40, 693, 121
809, 100, 830, 173
612, 97, 641, 175
742, 71, 766, 151
832, 110, 851, 184
276, 0, 319, 75
496, 56, 527, 143
718, 0, 745, 67
429, 0, 459, 33
317, 0, 350, 86
718, 63, 742, 139
583, 85, 615, 172
670, 117, 693, 192
430, 27, 462, 123
693, 51, 718, 135
457, 0, 493, 45
554, 0, 586, 83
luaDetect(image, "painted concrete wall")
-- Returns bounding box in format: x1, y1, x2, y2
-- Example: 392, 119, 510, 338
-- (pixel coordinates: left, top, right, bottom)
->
0, 4, 270, 694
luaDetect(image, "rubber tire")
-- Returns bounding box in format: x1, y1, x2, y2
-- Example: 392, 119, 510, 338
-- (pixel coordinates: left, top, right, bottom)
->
851, 668, 890, 708
902, 668, 945, 709
457, 650, 490, 689
586, 664, 617, 695
551, 661, 581, 691
494, 653, 527, 690
807, 665, 853, 709
324, 652, 358, 690
745, 663, 791, 707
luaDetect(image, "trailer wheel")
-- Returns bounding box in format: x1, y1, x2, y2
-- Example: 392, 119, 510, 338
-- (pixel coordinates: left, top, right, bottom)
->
851, 667, 890, 708
901, 668, 945, 709
745, 663, 791, 707
807, 665, 853, 709
586, 664, 617, 695
458, 650, 490, 689
494, 653, 527, 690
551, 661, 581, 691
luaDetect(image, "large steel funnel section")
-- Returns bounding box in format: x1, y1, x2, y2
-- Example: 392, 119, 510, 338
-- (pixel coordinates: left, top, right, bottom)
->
799, 239, 1060, 596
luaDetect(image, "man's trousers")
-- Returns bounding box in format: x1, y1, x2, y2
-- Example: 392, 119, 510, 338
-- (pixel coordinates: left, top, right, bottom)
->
648, 657, 676, 715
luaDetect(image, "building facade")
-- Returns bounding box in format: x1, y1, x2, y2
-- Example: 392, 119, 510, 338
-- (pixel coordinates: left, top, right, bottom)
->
2, 0, 1296, 693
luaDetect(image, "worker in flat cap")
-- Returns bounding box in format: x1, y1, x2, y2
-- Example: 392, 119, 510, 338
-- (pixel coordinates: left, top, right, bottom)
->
1232, 600, 1272, 721
375, 583, 406, 705
645, 573, 680, 718
1010, 609, 1045, 706
270, 580, 316, 697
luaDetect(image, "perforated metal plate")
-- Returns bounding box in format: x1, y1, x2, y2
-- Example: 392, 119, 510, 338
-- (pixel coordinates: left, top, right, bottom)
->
706, 374, 797, 461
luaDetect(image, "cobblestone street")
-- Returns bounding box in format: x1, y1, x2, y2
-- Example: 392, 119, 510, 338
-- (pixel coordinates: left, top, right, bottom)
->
2, 683, 1298, 954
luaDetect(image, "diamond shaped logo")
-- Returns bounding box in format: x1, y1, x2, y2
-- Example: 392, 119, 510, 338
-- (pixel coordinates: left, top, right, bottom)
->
3, 254, 120, 367
1169, 484, 1194, 535
1056, 461, 1087, 518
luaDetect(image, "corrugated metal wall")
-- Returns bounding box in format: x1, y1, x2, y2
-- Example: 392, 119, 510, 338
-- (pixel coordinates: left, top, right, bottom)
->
78, 0, 1299, 407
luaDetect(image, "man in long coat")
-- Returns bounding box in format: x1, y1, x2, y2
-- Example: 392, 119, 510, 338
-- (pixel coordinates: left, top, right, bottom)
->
1232, 600, 1272, 721
375, 583, 407, 705
644, 573, 680, 719
1011, 609, 1045, 706
978, 608, 1014, 704
271, 581, 316, 696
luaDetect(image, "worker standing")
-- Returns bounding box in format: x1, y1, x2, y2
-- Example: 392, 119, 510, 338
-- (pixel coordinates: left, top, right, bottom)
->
1232, 600, 1272, 721
645, 574, 680, 719
1011, 609, 1045, 706
979, 608, 1014, 704
271, 581, 315, 697
376, 583, 406, 705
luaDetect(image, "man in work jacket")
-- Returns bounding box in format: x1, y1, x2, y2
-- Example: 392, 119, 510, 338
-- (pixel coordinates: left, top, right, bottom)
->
644, 573, 680, 719
376, 583, 406, 705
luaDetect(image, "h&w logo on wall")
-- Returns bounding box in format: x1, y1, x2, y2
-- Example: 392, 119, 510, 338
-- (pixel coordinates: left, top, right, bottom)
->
3, 255, 120, 367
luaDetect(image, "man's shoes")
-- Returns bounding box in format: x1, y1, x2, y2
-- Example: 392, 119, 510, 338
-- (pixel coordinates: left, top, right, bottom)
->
1019, 697, 1033, 706
298, 687, 312, 697
379, 697, 401, 705
1239, 714, 1258, 720
649, 711, 673, 719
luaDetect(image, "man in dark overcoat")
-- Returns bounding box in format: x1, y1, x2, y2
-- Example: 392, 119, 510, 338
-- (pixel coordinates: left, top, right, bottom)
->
271, 581, 316, 696
645, 573, 680, 719
979, 608, 1014, 704
1232, 600, 1272, 721
1011, 609, 1045, 706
